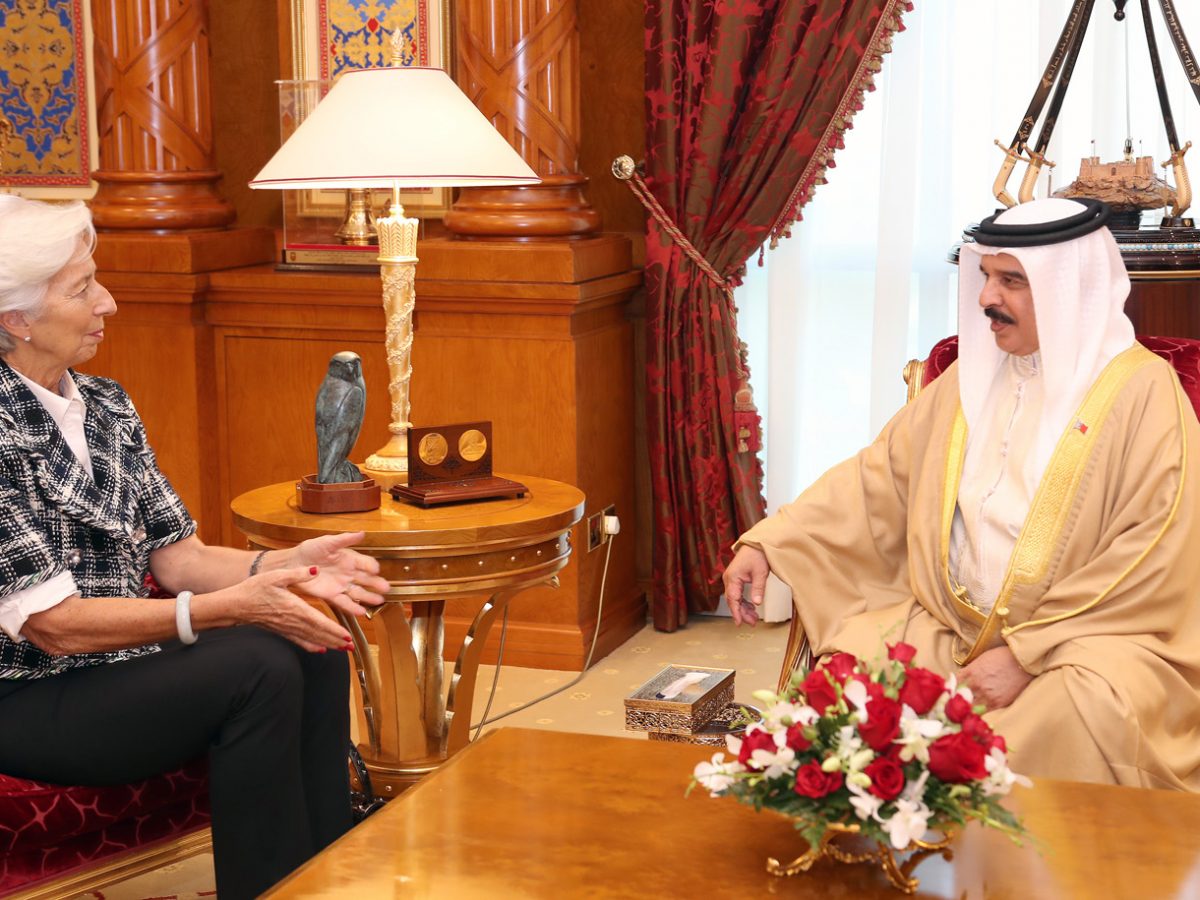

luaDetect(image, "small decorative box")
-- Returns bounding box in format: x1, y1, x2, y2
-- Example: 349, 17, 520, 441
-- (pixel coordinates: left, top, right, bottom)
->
646, 702, 760, 747
624, 665, 734, 735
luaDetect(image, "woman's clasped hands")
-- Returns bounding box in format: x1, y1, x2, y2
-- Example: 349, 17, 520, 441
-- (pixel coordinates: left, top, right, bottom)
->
236, 532, 390, 654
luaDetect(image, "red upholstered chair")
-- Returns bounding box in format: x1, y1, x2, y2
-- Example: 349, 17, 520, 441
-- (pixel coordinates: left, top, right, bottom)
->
906, 334, 1200, 417
0, 764, 210, 899
0, 577, 211, 899
776, 334, 1200, 689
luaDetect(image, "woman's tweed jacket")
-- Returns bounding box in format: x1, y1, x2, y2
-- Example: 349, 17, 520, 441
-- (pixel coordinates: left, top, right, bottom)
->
0, 359, 195, 678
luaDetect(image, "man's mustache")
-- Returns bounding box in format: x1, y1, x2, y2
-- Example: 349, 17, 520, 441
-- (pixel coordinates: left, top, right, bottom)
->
984, 306, 1016, 326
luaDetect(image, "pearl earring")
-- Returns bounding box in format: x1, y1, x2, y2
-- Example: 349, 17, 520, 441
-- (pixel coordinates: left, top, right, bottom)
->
22, 336, 31, 343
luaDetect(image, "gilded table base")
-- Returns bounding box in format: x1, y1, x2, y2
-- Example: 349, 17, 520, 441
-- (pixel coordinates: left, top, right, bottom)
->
231, 476, 584, 798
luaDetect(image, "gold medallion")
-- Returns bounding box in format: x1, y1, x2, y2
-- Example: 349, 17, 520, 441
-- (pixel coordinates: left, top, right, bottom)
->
459, 429, 487, 462
418, 432, 449, 466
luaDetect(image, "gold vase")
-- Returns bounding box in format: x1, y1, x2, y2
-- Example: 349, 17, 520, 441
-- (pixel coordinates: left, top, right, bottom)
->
766, 822, 956, 895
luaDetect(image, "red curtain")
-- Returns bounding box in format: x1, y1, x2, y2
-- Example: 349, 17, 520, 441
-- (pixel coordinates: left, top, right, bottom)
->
642, 0, 912, 630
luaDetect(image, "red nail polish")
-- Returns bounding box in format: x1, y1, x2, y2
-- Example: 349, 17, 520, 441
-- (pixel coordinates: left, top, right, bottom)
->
309, 566, 318, 575
317, 647, 327, 654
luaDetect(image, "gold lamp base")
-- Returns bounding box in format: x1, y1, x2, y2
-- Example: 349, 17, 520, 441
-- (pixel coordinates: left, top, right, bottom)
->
362, 431, 409, 490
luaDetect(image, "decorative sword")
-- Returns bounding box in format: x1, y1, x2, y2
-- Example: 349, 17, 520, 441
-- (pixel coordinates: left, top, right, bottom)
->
1156, 0, 1200, 218
1018, 0, 1099, 203
1142, 0, 1192, 219
992, 0, 1094, 207
1156, 0, 1200, 105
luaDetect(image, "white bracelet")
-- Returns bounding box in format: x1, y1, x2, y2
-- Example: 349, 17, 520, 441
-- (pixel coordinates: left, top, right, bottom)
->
175, 590, 198, 645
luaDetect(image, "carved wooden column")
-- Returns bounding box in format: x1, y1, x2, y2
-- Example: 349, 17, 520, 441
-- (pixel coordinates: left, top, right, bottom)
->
446, 0, 601, 237
90, 0, 234, 230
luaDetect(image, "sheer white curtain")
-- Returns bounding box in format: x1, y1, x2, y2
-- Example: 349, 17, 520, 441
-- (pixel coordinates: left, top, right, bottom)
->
735, 0, 1200, 621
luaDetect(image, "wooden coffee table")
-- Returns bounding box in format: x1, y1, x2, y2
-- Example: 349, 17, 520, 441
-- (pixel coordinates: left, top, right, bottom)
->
263, 728, 1200, 898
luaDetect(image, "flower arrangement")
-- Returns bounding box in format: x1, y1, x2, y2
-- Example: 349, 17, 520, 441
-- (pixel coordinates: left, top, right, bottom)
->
692, 643, 1029, 863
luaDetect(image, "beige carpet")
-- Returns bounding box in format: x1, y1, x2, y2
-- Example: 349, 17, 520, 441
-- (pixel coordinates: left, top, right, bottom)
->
95, 615, 788, 898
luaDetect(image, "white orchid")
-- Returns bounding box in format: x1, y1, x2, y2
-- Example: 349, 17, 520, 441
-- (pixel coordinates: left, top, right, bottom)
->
693, 752, 743, 795
725, 733, 743, 757
847, 747, 875, 773
895, 707, 945, 763
901, 768, 930, 805
982, 747, 1033, 797
747, 743, 796, 779
846, 770, 872, 789
847, 782, 884, 821
879, 797, 933, 849
842, 678, 871, 720
832, 724, 864, 763
760, 699, 819, 728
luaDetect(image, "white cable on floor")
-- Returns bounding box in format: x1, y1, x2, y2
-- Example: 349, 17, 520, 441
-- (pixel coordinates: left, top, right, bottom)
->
471, 529, 616, 737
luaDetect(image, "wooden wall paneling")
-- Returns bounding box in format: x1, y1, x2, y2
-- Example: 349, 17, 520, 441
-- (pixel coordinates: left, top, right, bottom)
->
1126, 279, 1200, 338
215, 332, 394, 546
209, 0, 284, 229
578, 0, 647, 247
205, 273, 391, 546
83, 271, 222, 546
206, 236, 644, 669
413, 267, 643, 668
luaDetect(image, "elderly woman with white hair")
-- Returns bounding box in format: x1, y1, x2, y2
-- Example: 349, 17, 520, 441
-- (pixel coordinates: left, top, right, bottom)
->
0, 194, 391, 898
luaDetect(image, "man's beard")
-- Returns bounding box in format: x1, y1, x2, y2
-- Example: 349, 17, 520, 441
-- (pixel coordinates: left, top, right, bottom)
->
984, 306, 1016, 326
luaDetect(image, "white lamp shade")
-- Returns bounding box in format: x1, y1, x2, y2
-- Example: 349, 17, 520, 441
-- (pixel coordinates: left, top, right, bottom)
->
250, 67, 539, 190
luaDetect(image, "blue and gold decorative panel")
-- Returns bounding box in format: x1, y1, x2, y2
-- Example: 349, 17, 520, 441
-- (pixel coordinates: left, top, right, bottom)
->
0, 0, 89, 185
318, 0, 439, 79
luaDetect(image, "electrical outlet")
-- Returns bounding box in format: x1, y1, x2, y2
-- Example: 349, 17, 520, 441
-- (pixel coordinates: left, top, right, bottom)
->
600, 504, 619, 540
587, 512, 603, 551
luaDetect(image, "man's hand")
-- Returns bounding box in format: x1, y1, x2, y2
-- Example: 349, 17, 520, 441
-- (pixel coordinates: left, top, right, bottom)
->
959, 645, 1033, 711
722, 546, 769, 627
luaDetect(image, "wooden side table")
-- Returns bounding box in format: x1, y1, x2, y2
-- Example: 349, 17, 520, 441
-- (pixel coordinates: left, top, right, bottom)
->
231, 476, 584, 796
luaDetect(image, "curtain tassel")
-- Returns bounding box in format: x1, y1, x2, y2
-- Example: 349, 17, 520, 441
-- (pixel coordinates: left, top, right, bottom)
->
734, 381, 761, 454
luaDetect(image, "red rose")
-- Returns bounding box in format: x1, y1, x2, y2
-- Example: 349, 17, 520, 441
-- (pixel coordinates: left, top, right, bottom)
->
899, 667, 946, 714
857, 696, 902, 751
960, 713, 994, 746
737, 729, 778, 770
801, 668, 839, 713
991, 734, 1007, 753
824, 653, 859, 684
928, 731, 988, 783
794, 761, 844, 799
785, 723, 811, 752
944, 694, 973, 723
865, 756, 906, 800
888, 642, 917, 664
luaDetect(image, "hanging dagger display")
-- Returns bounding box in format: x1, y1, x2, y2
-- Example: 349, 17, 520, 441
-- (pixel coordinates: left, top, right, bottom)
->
992, 0, 1095, 207
992, 0, 1200, 220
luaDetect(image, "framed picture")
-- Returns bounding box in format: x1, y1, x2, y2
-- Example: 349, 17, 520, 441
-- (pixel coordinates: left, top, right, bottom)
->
0, 0, 98, 199
285, 0, 453, 220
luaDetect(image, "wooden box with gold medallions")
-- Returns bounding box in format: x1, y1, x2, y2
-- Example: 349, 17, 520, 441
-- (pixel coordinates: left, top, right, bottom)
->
390, 421, 528, 506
